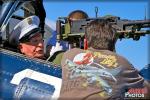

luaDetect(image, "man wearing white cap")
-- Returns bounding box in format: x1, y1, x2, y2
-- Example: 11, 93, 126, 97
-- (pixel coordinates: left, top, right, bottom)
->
9, 15, 44, 59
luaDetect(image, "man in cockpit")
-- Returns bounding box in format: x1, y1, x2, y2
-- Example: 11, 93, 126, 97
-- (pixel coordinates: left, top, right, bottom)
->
8, 15, 64, 61
9, 15, 44, 59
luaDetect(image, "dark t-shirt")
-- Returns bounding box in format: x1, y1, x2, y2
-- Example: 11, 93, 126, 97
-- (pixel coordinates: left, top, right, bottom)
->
59, 48, 145, 100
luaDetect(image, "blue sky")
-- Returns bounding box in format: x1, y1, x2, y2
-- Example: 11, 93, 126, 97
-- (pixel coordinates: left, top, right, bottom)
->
43, 1, 149, 70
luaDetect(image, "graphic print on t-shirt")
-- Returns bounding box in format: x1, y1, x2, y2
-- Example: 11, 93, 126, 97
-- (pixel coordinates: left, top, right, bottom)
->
65, 52, 121, 95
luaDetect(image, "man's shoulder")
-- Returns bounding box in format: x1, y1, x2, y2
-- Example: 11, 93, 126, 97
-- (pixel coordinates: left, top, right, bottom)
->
65, 48, 83, 53
61, 48, 84, 66
63, 48, 84, 57
86, 49, 134, 69
62, 48, 134, 69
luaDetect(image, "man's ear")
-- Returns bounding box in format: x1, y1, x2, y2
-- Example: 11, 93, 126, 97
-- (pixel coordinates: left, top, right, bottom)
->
18, 43, 23, 53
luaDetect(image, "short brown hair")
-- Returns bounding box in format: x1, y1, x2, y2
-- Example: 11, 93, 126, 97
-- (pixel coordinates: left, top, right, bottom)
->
86, 19, 117, 51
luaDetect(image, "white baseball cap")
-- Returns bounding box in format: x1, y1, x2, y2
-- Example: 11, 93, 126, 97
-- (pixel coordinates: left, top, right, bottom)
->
9, 15, 40, 46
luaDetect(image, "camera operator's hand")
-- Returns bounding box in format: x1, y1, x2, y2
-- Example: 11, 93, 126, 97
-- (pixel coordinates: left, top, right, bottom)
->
49, 42, 63, 57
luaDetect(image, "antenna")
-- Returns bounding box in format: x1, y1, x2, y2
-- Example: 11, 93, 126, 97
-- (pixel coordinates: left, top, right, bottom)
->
144, 6, 146, 20
95, 6, 99, 18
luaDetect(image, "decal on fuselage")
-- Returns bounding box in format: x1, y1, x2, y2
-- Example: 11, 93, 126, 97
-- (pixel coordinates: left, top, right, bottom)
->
10, 69, 62, 99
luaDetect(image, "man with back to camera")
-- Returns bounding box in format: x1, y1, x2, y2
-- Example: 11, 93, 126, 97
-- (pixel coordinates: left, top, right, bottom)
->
9, 15, 44, 59
59, 19, 149, 99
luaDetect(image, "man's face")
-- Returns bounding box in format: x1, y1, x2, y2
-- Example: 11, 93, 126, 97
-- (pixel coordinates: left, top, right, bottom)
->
19, 33, 44, 59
